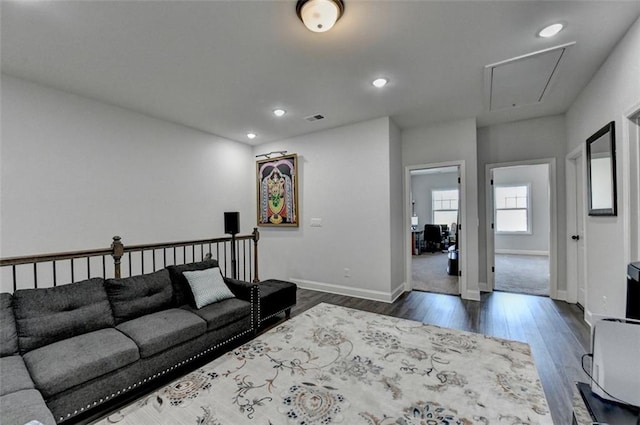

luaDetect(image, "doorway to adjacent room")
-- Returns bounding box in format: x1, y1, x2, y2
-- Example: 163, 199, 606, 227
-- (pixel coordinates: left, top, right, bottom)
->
486, 160, 558, 298
409, 165, 461, 295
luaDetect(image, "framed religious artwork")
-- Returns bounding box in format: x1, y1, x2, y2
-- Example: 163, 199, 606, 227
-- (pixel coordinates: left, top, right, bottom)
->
256, 154, 299, 227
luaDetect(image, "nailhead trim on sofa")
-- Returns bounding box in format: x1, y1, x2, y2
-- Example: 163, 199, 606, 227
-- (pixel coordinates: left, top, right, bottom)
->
59, 286, 258, 421
59, 320, 255, 421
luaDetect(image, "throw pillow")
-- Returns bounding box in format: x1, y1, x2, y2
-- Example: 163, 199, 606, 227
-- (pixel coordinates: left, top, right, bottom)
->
183, 267, 235, 309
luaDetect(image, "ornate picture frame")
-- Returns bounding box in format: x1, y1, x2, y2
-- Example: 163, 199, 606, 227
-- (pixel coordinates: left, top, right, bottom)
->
256, 154, 299, 227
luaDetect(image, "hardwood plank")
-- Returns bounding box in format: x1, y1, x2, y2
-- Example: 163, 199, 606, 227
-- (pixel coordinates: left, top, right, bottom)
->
291, 288, 590, 425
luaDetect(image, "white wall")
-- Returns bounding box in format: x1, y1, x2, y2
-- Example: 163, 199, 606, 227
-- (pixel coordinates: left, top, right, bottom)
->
402, 118, 479, 299
253, 117, 403, 301
0, 75, 254, 291
566, 16, 640, 321
477, 115, 566, 288
493, 164, 550, 253
389, 119, 405, 297
411, 171, 459, 229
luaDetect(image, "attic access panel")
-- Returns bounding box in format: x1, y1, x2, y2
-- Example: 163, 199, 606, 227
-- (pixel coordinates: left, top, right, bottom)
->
485, 42, 575, 111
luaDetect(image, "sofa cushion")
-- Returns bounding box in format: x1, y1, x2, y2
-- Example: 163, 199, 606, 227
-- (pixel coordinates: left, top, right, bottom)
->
23, 328, 139, 398
116, 308, 206, 358
0, 355, 34, 397
181, 298, 251, 331
0, 389, 56, 425
167, 259, 219, 306
13, 278, 114, 353
184, 267, 235, 309
0, 293, 18, 356
105, 269, 173, 324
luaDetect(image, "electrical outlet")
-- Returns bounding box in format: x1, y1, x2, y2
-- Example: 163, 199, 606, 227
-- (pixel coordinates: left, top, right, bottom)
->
602, 296, 607, 312
344, 268, 350, 278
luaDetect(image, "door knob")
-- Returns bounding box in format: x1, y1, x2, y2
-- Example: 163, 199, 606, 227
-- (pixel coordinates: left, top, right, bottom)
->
571, 235, 580, 240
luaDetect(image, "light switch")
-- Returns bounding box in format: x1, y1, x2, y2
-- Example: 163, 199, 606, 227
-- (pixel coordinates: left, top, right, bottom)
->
310, 218, 322, 227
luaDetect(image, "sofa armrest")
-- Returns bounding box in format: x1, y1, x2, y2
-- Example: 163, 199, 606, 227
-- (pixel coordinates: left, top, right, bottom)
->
223, 277, 256, 302
223, 277, 259, 333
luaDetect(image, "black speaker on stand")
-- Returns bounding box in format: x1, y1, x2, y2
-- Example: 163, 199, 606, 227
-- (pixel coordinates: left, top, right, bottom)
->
224, 212, 239, 279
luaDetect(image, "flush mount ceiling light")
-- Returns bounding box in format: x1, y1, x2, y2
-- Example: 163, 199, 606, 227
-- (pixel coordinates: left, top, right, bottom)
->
538, 23, 564, 38
273, 109, 287, 117
296, 0, 345, 33
372, 78, 388, 88
247, 133, 257, 140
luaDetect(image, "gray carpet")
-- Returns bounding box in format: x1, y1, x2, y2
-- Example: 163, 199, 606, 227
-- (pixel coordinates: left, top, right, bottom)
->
494, 254, 549, 296
412, 252, 459, 295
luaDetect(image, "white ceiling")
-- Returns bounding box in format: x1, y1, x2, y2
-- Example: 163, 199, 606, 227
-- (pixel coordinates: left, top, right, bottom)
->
2, 1, 639, 145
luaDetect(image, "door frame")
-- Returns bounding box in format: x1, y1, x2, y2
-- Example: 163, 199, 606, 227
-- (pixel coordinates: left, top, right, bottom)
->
485, 158, 558, 299
622, 102, 640, 266
404, 160, 467, 298
566, 144, 588, 305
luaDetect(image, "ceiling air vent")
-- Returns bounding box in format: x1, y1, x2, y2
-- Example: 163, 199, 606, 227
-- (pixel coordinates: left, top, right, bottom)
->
304, 114, 325, 122
484, 42, 575, 111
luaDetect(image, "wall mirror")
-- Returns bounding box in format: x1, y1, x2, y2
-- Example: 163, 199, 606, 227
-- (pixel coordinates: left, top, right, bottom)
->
586, 121, 617, 216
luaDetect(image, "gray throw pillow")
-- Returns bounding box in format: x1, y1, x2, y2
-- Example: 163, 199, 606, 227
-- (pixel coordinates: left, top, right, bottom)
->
183, 267, 235, 309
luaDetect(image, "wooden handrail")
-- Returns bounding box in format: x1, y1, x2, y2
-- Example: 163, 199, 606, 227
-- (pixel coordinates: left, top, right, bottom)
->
0, 229, 261, 290
121, 233, 256, 253
0, 248, 113, 266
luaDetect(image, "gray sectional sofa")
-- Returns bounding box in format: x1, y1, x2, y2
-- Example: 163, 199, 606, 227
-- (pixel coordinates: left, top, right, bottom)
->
0, 259, 257, 425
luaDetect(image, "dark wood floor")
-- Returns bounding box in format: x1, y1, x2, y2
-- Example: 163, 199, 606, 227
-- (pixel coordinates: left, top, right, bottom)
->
287, 288, 590, 425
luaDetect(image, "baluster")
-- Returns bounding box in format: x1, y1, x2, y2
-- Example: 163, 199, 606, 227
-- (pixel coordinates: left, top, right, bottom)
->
252, 227, 260, 283
111, 236, 124, 279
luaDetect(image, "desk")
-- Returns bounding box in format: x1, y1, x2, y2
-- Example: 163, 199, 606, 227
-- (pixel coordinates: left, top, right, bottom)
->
572, 382, 639, 425
411, 230, 423, 255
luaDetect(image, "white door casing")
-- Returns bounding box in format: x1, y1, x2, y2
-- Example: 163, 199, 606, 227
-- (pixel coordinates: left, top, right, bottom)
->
405, 161, 467, 298
485, 158, 558, 299
566, 145, 587, 307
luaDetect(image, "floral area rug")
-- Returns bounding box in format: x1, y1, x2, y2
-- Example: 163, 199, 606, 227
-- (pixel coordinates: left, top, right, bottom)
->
97, 303, 552, 425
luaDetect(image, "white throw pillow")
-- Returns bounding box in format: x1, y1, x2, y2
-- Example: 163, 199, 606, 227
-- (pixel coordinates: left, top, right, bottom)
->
183, 267, 235, 309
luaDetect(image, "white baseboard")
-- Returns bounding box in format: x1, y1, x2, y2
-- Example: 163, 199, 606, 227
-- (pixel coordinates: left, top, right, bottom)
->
291, 278, 406, 304
391, 283, 407, 302
463, 288, 481, 301
555, 290, 567, 301
478, 281, 490, 292
585, 309, 596, 328
495, 249, 549, 256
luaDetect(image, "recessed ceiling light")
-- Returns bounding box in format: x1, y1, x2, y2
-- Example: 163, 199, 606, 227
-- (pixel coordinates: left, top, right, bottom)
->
372, 78, 388, 88
538, 23, 564, 38
247, 133, 257, 140
273, 109, 287, 117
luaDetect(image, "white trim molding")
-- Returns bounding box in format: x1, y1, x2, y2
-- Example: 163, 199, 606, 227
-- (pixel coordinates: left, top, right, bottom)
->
485, 158, 558, 299
556, 289, 567, 301
565, 144, 587, 306
405, 160, 469, 299
291, 278, 406, 304
495, 249, 549, 256
622, 102, 640, 266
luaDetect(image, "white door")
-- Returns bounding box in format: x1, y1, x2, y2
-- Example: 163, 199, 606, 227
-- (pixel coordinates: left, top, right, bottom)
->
567, 150, 587, 307
575, 156, 586, 307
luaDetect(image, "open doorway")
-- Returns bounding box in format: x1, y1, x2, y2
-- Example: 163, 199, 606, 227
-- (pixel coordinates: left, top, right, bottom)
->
488, 163, 552, 296
410, 166, 460, 295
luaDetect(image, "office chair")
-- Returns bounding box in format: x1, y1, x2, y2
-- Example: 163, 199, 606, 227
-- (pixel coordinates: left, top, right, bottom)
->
423, 224, 442, 253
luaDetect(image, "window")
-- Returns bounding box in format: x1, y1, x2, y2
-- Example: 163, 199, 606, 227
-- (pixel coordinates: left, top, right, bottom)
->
432, 189, 459, 225
495, 184, 530, 233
